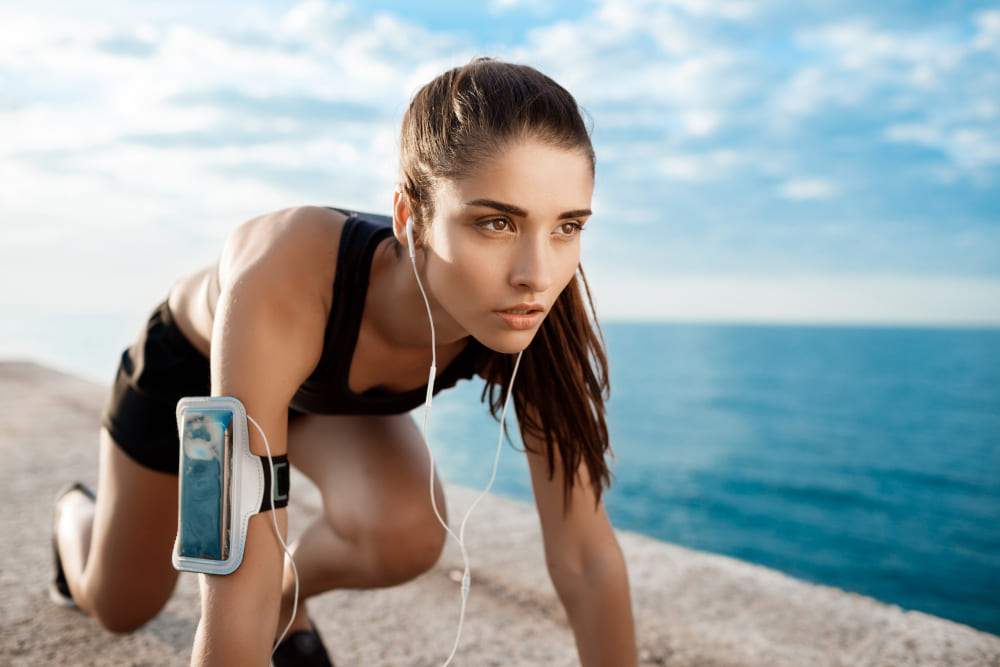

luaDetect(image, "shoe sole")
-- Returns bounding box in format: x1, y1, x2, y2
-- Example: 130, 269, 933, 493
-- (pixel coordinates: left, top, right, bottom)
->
51, 482, 97, 609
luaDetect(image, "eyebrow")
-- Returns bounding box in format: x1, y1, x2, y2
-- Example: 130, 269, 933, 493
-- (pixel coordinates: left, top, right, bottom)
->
465, 198, 592, 220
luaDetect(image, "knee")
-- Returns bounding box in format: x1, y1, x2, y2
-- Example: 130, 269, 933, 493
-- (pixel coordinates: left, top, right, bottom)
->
89, 602, 157, 635
365, 507, 447, 585
85, 582, 168, 635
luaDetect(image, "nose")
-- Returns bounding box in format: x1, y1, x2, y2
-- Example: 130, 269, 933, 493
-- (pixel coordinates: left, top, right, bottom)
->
508, 234, 554, 293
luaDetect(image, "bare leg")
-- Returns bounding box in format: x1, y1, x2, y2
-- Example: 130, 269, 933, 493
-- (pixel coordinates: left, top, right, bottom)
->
276, 413, 448, 637
55, 429, 180, 632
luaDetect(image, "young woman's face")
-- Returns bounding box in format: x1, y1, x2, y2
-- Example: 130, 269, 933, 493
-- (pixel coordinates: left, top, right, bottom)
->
421, 139, 594, 353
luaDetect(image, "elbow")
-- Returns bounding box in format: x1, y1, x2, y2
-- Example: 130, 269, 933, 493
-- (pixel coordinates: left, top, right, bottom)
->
546, 554, 586, 608
546, 538, 627, 610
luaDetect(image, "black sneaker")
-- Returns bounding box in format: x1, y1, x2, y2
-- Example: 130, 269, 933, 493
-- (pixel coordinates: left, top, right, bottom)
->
272, 622, 335, 667
50, 482, 96, 607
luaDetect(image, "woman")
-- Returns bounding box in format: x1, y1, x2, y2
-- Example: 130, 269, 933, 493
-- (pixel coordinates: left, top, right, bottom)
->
52, 58, 637, 666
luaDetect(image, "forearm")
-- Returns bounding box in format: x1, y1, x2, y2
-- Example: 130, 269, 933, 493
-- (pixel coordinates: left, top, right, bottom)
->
555, 545, 638, 667
190, 511, 287, 667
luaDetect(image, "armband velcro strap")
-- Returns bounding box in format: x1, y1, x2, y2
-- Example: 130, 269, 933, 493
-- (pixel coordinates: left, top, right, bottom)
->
259, 454, 290, 513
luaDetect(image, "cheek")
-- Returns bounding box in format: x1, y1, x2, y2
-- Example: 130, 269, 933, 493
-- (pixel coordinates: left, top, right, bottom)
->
447, 244, 503, 296
427, 233, 500, 303
557, 246, 581, 289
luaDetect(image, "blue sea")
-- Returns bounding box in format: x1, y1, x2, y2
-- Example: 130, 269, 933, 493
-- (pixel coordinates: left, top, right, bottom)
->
428, 323, 1000, 637
4, 316, 999, 636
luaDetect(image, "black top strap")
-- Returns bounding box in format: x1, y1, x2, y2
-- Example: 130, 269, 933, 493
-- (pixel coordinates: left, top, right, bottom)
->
288, 212, 480, 416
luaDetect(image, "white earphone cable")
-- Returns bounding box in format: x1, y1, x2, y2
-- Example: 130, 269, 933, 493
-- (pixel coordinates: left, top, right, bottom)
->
407, 218, 523, 666
246, 415, 300, 665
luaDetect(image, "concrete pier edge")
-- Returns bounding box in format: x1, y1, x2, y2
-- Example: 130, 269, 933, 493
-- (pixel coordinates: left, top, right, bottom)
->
1, 360, 997, 666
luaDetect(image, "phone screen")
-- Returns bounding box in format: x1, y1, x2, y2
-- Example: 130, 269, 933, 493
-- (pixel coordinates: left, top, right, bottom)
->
177, 408, 233, 561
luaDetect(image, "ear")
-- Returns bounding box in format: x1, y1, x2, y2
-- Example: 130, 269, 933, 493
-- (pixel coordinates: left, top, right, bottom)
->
392, 191, 413, 250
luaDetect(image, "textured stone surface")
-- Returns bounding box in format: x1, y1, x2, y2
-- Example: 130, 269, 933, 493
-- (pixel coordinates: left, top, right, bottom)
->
1, 360, 998, 666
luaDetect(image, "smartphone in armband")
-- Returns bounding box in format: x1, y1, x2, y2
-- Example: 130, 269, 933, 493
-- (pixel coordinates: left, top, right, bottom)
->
174, 396, 289, 575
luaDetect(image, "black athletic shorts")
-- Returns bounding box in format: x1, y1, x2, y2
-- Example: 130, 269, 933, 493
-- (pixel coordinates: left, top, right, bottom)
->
102, 300, 211, 474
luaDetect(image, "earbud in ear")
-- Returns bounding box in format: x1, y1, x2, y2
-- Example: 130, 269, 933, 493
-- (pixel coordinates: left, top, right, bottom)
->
405, 216, 416, 259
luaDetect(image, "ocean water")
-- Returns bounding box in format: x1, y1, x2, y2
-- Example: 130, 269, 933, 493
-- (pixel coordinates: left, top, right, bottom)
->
428, 323, 1000, 637
4, 315, 999, 635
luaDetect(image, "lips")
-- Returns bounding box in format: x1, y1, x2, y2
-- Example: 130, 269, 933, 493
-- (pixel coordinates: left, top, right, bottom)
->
499, 303, 544, 315
495, 303, 545, 330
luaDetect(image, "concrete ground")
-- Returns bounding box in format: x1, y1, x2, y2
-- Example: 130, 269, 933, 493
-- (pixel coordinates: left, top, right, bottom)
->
1, 361, 998, 666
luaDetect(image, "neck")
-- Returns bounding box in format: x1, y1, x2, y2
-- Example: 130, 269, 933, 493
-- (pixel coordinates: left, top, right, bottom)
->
367, 240, 469, 350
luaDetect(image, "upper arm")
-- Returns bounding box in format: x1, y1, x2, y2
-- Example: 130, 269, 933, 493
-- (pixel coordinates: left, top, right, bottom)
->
211, 206, 336, 455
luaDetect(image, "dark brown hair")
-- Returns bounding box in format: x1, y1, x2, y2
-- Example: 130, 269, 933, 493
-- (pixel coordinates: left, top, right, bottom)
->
399, 58, 610, 505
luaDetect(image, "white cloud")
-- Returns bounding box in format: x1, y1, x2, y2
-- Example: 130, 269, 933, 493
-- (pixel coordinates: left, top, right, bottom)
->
767, 13, 1000, 186
662, 0, 757, 21
681, 109, 723, 137
780, 19, 970, 116
0, 2, 456, 325
519, 0, 748, 107
885, 123, 1000, 174
773, 64, 871, 117
280, 0, 351, 37
973, 99, 997, 121
973, 9, 1000, 52
659, 150, 743, 182
801, 18, 977, 80
489, 0, 542, 13
952, 128, 1000, 169
778, 178, 838, 201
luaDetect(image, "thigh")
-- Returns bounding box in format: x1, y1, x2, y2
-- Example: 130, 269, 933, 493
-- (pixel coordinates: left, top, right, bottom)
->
85, 429, 180, 617
287, 413, 447, 534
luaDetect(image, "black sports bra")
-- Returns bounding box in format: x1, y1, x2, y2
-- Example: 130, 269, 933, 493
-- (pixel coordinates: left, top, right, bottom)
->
289, 210, 480, 415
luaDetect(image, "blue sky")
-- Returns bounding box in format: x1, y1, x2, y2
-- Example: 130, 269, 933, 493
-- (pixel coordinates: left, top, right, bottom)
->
2, 0, 999, 352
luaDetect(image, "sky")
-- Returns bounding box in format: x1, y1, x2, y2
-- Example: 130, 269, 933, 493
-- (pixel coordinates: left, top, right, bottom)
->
2, 0, 999, 377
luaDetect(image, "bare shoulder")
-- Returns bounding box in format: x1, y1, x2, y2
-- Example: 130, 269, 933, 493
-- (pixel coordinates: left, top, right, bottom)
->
216, 205, 349, 359
220, 205, 348, 304
208, 206, 352, 403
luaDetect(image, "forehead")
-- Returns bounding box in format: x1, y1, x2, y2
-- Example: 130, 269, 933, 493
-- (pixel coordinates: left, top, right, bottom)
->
434, 140, 594, 214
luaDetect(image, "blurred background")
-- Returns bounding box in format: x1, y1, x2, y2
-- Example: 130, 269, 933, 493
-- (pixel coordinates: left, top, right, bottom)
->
2, 0, 998, 638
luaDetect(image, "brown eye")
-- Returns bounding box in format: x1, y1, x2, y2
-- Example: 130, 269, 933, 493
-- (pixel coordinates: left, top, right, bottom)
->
479, 218, 510, 232
559, 222, 583, 236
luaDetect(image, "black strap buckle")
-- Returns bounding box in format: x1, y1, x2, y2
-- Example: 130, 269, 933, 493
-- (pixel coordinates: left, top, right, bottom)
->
258, 454, 290, 512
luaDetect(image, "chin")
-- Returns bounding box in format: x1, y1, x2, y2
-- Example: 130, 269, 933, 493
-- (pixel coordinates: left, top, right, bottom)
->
475, 329, 539, 355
